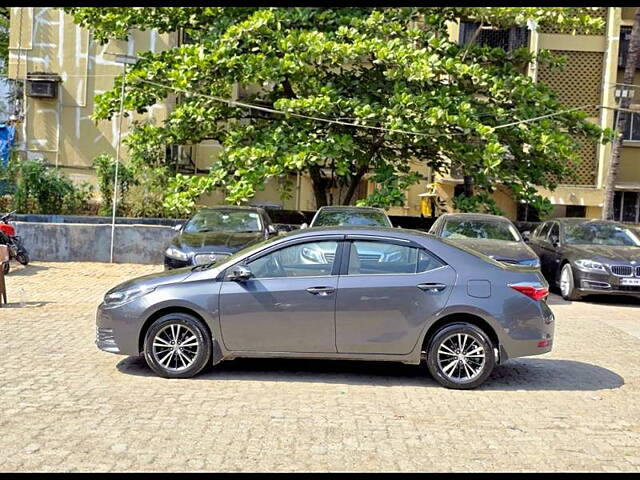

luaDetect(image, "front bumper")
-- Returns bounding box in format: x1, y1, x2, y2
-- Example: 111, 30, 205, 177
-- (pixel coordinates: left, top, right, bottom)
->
575, 269, 640, 296
95, 300, 147, 356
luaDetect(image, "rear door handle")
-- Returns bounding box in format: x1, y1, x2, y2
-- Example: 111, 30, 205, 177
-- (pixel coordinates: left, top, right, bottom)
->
417, 283, 447, 292
306, 286, 335, 296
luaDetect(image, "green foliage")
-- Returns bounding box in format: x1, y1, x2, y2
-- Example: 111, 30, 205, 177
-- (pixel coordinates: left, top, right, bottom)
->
93, 153, 136, 216
125, 166, 172, 218
65, 7, 610, 212
1, 157, 93, 214
453, 192, 504, 216
0, 8, 8, 74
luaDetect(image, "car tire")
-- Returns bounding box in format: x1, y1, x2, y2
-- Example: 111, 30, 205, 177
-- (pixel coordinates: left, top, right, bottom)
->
2, 261, 9, 275
16, 252, 29, 266
425, 323, 495, 390
559, 263, 581, 301
143, 313, 212, 379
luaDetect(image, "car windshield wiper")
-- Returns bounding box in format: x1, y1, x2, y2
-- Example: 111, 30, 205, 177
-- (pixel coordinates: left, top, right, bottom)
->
191, 261, 218, 271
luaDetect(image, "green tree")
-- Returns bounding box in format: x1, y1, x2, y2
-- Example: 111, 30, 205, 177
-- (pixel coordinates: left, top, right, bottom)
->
66, 7, 611, 213
0, 8, 8, 74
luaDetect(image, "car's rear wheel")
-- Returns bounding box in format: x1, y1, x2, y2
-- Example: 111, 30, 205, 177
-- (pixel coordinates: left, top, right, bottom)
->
143, 313, 211, 379
425, 323, 495, 390
559, 263, 581, 301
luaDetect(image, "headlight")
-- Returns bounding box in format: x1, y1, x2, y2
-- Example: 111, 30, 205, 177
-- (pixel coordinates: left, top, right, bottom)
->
574, 259, 606, 273
104, 285, 155, 307
518, 258, 540, 268
165, 245, 189, 261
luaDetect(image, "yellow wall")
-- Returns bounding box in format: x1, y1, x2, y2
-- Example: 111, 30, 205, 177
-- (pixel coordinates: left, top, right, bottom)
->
8, 7, 176, 195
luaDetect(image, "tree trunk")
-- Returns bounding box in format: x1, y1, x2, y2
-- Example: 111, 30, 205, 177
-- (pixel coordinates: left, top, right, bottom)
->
463, 175, 474, 197
341, 164, 368, 205
603, 8, 640, 220
309, 166, 328, 208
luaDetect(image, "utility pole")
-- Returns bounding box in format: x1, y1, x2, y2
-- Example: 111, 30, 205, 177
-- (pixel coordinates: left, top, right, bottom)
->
603, 8, 640, 220
107, 52, 137, 263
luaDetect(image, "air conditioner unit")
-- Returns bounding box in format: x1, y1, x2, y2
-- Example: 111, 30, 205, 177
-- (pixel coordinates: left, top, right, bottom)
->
26, 73, 62, 99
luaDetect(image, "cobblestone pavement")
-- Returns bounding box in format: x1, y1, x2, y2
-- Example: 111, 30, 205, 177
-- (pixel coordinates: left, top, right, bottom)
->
1, 261, 639, 472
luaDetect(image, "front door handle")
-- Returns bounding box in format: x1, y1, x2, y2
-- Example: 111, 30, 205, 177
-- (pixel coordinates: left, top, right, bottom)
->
417, 283, 446, 292
306, 286, 335, 296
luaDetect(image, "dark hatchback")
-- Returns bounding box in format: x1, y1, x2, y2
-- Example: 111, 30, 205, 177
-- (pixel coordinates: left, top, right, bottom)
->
429, 213, 540, 268
164, 206, 277, 269
529, 217, 640, 300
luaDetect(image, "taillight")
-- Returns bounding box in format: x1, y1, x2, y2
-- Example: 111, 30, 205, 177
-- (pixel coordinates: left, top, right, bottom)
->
509, 282, 549, 301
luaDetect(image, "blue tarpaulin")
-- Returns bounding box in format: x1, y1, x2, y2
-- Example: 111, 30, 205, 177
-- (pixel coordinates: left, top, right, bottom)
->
0, 124, 16, 167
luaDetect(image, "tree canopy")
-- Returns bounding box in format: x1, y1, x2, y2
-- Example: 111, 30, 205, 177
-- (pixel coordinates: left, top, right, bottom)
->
65, 7, 611, 216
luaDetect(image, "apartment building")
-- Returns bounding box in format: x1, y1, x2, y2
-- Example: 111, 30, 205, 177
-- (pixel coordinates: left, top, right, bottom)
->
5, 7, 639, 220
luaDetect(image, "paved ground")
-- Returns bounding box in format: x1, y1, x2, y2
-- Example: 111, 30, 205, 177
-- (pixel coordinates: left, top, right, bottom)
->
1, 261, 639, 472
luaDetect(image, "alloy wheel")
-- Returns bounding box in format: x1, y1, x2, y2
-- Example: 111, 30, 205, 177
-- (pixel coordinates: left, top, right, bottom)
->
436, 333, 486, 381
560, 266, 571, 297
151, 323, 200, 372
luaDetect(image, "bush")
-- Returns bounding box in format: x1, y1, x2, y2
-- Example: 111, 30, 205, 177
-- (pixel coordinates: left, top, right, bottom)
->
0, 158, 93, 214
124, 166, 171, 218
93, 153, 136, 216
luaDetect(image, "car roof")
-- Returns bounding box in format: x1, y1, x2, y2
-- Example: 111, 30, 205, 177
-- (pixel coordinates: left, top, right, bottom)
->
317, 206, 387, 213
439, 212, 512, 222
279, 225, 428, 241
197, 205, 265, 212
551, 217, 622, 225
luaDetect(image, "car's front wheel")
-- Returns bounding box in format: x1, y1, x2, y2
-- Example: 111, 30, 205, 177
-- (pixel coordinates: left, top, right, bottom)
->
425, 323, 495, 390
143, 313, 212, 379
559, 263, 582, 301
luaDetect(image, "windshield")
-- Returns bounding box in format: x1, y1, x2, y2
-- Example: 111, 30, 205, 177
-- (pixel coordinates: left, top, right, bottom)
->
564, 223, 640, 246
442, 219, 521, 242
183, 209, 263, 233
312, 210, 391, 227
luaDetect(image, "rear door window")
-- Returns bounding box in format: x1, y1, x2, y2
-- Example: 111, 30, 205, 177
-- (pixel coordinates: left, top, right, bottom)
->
347, 240, 444, 275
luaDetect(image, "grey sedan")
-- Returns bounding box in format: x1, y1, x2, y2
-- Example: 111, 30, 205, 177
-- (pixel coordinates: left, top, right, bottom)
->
96, 227, 554, 389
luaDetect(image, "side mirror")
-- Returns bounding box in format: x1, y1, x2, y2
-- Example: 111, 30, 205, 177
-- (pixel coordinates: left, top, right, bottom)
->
268, 225, 278, 235
300, 222, 308, 229
228, 264, 253, 282
173, 224, 183, 232
522, 230, 531, 242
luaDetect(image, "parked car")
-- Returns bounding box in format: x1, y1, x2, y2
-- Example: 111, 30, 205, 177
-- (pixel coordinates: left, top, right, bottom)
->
528, 217, 640, 301
303, 206, 393, 228
164, 206, 278, 270
429, 213, 540, 268
97, 226, 554, 389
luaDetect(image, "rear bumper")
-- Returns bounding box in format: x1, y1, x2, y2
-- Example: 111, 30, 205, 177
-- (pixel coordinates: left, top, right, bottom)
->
499, 300, 554, 362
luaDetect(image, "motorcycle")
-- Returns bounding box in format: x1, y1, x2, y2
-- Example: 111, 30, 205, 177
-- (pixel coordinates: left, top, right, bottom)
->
0, 210, 29, 274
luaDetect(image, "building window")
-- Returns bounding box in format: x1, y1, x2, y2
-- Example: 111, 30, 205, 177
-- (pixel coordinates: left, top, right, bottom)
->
618, 27, 636, 68
459, 22, 529, 51
614, 111, 640, 141
614, 190, 640, 223
565, 205, 587, 218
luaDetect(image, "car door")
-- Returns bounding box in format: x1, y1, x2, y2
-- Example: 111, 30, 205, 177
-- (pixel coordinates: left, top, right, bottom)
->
334, 236, 456, 355
538, 222, 560, 278
218, 236, 342, 353
529, 222, 550, 272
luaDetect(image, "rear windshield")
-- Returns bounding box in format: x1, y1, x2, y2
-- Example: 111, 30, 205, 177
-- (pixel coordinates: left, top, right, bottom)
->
442, 218, 520, 242
312, 210, 391, 227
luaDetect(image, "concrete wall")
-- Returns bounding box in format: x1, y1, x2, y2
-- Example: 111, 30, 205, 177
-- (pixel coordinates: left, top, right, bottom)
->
15, 221, 175, 264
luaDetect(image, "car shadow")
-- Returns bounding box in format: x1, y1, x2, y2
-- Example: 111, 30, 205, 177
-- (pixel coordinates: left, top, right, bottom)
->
0, 301, 54, 308
116, 356, 624, 391
547, 292, 640, 307
5, 264, 49, 277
